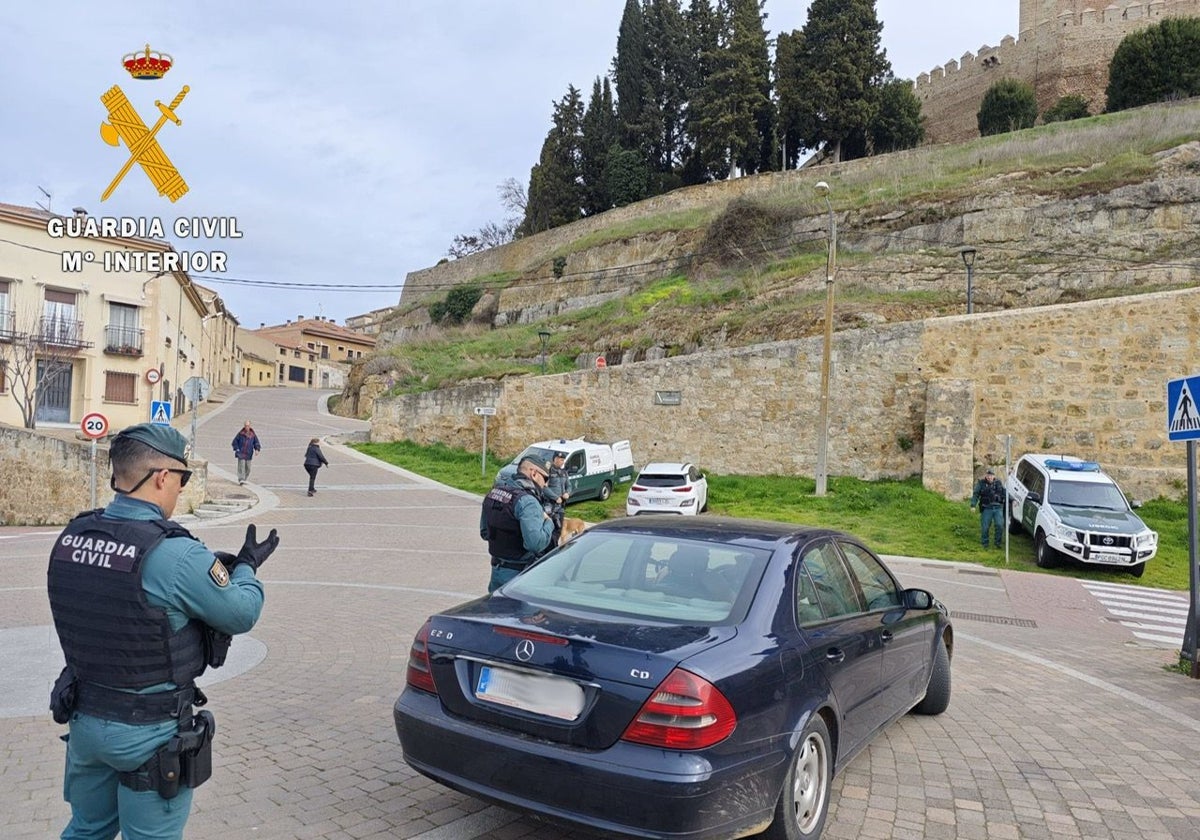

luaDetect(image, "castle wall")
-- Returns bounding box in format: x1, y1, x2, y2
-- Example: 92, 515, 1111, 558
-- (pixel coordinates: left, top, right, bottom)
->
916, 0, 1200, 145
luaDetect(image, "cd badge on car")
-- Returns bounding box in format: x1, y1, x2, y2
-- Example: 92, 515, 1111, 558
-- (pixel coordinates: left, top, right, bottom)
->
515, 639, 535, 661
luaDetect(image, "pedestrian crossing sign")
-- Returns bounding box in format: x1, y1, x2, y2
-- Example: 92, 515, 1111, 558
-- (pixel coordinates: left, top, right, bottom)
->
1167, 375, 1200, 441
150, 400, 173, 426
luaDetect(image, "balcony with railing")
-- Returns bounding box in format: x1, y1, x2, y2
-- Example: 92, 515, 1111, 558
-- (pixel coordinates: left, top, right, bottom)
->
104, 324, 145, 357
0, 308, 15, 341
36, 315, 92, 351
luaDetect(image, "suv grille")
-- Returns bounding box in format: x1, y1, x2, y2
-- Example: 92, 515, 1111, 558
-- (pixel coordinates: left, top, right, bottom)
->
1085, 533, 1132, 549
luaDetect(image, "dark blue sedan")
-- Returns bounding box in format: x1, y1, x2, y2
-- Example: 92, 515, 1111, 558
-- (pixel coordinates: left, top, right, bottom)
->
394, 515, 952, 840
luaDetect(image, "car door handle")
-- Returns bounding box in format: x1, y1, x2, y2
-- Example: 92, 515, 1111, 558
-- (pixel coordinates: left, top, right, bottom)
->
880, 631, 894, 646
825, 649, 845, 664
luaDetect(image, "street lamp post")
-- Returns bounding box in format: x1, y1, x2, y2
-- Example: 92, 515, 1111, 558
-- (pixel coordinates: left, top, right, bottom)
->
961, 246, 977, 314
538, 330, 550, 375
814, 181, 836, 497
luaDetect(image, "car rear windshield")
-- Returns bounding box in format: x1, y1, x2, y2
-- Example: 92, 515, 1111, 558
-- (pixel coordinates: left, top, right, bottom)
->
1048, 479, 1130, 511
635, 473, 687, 488
516, 446, 558, 464
502, 533, 770, 626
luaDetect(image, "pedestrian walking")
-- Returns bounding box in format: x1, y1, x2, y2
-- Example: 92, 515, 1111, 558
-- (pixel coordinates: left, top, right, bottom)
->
231, 420, 261, 485
480, 457, 554, 592
304, 437, 329, 496
970, 467, 1007, 548
46, 423, 278, 839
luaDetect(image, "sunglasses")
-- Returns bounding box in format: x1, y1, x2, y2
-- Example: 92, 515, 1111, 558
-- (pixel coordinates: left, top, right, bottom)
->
129, 467, 191, 491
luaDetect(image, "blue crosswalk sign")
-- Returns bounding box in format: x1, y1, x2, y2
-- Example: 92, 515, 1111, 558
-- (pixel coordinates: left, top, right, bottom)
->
1167, 376, 1200, 441
150, 400, 173, 426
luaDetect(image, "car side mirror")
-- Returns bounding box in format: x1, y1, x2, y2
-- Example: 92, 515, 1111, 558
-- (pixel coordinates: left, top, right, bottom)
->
903, 588, 934, 610
1130, 499, 1143, 509
1026, 491, 1042, 505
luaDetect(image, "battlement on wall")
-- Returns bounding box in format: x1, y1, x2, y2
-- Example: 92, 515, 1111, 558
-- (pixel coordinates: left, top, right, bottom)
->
913, 0, 1200, 144
916, 1, 1194, 93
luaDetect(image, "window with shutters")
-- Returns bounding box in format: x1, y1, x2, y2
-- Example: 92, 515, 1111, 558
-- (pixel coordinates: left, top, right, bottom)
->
0, 279, 13, 339
104, 371, 137, 404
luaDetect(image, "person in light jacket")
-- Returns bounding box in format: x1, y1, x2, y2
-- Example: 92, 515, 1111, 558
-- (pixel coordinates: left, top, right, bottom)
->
303, 438, 329, 497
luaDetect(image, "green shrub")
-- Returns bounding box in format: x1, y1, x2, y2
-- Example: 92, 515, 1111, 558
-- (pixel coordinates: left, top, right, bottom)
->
977, 79, 1038, 136
1107, 17, 1200, 112
1043, 94, 1090, 124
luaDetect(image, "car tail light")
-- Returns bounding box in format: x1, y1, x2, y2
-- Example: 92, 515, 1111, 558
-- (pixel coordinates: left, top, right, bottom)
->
672, 486, 693, 493
621, 668, 736, 750
406, 620, 438, 694
628, 497, 641, 507
632, 485, 647, 492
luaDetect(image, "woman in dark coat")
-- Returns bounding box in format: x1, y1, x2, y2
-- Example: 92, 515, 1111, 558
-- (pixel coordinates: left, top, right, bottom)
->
303, 438, 329, 496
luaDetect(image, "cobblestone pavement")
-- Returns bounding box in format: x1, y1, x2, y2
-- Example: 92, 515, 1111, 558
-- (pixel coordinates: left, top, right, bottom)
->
3, 387, 1200, 839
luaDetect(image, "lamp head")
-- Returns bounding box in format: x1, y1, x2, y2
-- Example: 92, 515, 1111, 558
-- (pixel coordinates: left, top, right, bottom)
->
960, 246, 977, 268
814, 181, 830, 197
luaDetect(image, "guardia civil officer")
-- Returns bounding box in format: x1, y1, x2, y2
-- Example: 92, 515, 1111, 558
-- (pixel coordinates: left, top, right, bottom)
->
970, 467, 1008, 548
480, 457, 554, 592
46, 423, 278, 839
543, 450, 571, 544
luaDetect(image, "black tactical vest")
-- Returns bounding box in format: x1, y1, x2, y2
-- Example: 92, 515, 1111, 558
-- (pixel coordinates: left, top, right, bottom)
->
977, 480, 1005, 508
483, 483, 537, 562
47, 510, 207, 690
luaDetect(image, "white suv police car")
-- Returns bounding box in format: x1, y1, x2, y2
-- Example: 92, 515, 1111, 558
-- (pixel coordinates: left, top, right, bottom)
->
1005, 454, 1157, 576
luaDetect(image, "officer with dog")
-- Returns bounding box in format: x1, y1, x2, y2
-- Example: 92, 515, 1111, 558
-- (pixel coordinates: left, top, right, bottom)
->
46, 423, 278, 839
480, 456, 554, 592
543, 450, 571, 546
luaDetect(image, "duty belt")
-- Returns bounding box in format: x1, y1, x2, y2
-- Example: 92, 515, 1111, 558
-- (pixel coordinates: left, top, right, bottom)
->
75, 681, 204, 724
490, 557, 530, 571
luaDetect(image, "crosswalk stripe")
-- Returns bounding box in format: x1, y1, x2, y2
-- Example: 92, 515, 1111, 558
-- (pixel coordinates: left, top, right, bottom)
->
1080, 580, 1188, 649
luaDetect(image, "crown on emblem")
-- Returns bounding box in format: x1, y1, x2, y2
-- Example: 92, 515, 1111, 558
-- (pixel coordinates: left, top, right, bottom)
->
122, 44, 173, 80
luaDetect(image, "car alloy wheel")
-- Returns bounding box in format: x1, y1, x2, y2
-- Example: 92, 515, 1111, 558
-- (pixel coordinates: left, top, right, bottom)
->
766, 714, 831, 840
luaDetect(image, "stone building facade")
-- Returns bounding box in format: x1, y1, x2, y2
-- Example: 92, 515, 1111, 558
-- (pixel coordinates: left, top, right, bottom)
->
915, 0, 1200, 144
372, 286, 1198, 504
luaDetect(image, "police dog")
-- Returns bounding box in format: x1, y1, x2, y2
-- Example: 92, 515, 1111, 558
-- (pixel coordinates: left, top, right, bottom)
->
558, 517, 588, 546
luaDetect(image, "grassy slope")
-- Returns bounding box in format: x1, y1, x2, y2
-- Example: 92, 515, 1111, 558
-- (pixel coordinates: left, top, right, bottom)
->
353, 440, 1190, 592
375, 102, 1200, 395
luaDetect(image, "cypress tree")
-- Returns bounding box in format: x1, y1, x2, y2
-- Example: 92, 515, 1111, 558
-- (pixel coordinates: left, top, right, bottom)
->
782, 0, 890, 163
522, 86, 585, 234
581, 77, 618, 215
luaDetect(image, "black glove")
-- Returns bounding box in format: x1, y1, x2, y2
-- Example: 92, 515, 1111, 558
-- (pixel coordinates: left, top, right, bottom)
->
233, 523, 280, 571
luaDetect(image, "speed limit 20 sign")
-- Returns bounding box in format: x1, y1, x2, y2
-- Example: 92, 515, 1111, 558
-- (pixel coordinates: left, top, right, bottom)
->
80, 412, 109, 439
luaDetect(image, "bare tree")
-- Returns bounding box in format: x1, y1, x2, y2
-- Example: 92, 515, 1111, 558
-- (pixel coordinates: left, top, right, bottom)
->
445, 179, 527, 259
0, 299, 84, 429
498, 177, 527, 219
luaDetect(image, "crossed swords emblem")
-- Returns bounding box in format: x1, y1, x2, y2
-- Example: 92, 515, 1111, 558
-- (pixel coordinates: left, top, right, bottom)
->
99, 84, 190, 202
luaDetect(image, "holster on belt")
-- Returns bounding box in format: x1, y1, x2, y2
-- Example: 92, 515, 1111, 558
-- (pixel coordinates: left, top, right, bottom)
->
118, 709, 216, 799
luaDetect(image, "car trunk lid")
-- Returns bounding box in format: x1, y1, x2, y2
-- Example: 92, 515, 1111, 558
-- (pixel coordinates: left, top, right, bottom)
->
422, 599, 734, 749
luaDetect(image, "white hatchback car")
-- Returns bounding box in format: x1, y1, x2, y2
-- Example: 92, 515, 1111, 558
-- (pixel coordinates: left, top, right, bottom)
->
626, 463, 708, 516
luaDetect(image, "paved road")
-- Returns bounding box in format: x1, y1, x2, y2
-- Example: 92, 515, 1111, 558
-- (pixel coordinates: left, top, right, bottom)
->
3, 387, 1200, 839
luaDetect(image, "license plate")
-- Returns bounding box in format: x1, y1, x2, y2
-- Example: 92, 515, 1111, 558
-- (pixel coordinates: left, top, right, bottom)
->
476, 665, 584, 721
649, 498, 671, 505
1089, 551, 1127, 564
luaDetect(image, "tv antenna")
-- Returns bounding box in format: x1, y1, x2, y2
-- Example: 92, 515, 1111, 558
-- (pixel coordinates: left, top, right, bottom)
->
36, 186, 51, 213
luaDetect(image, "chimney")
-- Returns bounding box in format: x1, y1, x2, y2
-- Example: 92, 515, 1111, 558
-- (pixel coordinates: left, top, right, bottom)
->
72, 206, 87, 217
259, 323, 265, 328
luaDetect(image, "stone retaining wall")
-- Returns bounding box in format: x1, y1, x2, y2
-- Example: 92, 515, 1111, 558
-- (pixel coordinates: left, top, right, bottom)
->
372, 287, 1199, 502
0, 427, 208, 526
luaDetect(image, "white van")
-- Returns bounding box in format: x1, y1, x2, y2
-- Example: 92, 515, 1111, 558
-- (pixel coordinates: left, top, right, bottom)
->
499, 438, 635, 503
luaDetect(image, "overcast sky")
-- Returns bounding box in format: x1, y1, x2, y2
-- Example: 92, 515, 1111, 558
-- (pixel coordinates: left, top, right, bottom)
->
1, 2, 1016, 329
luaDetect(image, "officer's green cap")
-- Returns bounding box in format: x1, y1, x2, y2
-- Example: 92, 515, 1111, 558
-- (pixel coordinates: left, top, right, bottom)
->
115, 423, 189, 465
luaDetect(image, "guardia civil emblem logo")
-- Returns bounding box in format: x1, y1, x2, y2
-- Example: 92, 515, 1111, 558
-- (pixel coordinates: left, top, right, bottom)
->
98, 44, 190, 203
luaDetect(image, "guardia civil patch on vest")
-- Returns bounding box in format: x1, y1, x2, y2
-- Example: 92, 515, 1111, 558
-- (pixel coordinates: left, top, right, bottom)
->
209, 558, 230, 587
